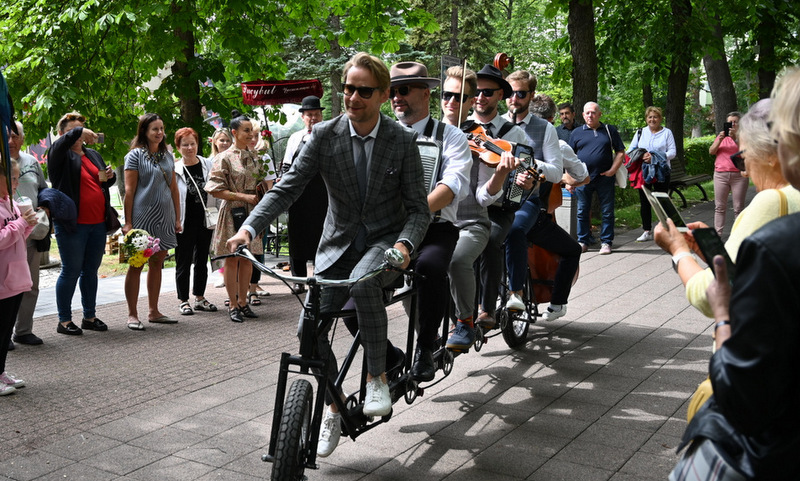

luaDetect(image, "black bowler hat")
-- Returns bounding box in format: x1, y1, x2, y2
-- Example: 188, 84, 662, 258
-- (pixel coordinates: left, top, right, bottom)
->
298, 96, 324, 112
476, 64, 512, 99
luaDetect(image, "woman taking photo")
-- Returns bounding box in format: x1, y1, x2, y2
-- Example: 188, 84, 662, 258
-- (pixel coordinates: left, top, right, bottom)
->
627, 106, 676, 242
205, 112, 264, 323
48, 112, 116, 336
174, 127, 217, 316
709, 111, 747, 236
123, 113, 181, 330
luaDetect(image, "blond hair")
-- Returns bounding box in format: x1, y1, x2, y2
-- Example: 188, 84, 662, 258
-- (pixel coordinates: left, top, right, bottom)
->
770, 67, 800, 173
342, 52, 390, 91
445, 66, 477, 95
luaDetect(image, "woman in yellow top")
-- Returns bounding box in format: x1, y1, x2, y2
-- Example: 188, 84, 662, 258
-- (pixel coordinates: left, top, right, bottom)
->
655, 98, 800, 317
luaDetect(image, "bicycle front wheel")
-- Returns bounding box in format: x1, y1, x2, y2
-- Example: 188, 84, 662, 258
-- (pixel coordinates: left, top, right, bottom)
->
271, 379, 313, 481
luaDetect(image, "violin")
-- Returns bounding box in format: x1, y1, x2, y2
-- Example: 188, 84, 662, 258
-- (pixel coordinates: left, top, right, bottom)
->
462, 121, 542, 181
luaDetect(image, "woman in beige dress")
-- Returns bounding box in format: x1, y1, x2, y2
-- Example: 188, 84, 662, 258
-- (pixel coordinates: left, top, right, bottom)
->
205, 113, 264, 323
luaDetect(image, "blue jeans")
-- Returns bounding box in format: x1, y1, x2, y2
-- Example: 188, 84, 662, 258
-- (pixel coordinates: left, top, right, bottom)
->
505, 197, 540, 292
54, 222, 106, 323
575, 175, 615, 245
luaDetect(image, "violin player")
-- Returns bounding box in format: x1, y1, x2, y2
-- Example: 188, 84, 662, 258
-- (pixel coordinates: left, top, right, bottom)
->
444, 64, 533, 351
502, 69, 564, 315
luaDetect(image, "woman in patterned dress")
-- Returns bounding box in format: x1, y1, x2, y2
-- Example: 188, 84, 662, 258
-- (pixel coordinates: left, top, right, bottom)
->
122, 113, 181, 330
205, 113, 264, 323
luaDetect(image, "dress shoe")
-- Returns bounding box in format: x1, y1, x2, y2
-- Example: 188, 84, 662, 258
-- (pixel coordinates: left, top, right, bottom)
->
229, 308, 244, 323
410, 346, 435, 382
239, 305, 259, 318
57, 322, 83, 336
13, 333, 43, 345
7, 339, 13, 351
81, 318, 108, 331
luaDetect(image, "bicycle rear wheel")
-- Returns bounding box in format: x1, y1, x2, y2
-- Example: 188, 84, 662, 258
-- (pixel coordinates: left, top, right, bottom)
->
500, 307, 529, 347
271, 379, 313, 481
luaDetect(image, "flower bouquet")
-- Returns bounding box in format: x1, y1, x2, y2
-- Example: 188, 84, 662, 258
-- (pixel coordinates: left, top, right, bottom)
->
121, 229, 161, 268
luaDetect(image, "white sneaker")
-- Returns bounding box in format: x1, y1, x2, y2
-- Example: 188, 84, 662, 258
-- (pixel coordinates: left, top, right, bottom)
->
316, 411, 342, 458
0, 383, 16, 396
0, 372, 25, 388
636, 231, 653, 242
363, 378, 391, 417
507, 292, 525, 311
599, 243, 612, 255
541, 304, 566, 322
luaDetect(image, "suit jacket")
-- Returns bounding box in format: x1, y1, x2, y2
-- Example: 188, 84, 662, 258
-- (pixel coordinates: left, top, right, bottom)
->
246, 113, 430, 273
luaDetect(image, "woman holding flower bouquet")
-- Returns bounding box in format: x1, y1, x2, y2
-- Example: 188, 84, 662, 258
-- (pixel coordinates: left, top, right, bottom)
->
122, 113, 181, 330
205, 111, 265, 323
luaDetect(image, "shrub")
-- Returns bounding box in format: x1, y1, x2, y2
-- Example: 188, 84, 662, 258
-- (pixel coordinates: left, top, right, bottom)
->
684, 135, 716, 176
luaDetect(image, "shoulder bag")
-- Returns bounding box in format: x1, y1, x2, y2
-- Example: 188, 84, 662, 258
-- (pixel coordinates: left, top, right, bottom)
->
605, 124, 627, 188
184, 165, 218, 230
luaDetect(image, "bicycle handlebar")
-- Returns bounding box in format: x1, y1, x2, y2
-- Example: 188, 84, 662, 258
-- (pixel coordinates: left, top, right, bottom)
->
211, 245, 413, 288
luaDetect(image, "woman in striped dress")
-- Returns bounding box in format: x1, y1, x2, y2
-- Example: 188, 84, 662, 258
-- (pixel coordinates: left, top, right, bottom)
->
122, 113, 182, 330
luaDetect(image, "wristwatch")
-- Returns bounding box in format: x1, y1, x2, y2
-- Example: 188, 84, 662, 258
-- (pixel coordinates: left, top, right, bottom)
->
671, 251, 694, 272
398, 239, 414, 254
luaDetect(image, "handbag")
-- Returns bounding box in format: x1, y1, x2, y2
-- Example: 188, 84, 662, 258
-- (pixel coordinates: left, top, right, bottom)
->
183, 165, 217, 230
105, 204, 121, 235
231, 206, 247, 231
605, 124, 627, 188
29, 208, 51, 240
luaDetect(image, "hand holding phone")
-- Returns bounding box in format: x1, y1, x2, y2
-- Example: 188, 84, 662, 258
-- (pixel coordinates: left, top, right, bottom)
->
723, 122, 732, 137
643, 186, 688, 232
692, 228, 736, 283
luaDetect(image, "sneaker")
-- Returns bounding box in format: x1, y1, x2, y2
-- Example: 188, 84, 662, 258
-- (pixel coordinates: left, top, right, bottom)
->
579, 242, 589, 253
363, 378, 391, 417
541, 304, 567, 322
0, 372, 25, 388
599, 243, 612, 255
316, 411, 342, 458
636, 230, 653, 242
507, 292, 525, 311
445, 321, 475, 350
0, 384, 15, 396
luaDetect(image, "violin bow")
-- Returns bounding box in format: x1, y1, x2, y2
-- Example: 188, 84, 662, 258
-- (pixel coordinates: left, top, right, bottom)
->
457, 57, 467, 128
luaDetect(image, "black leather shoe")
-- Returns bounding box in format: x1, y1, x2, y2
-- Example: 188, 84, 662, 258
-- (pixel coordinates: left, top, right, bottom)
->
7, 339, 14, 351
410, 347, 435, 382
81, 318, 108, 331
229, 308, 244, 323
57, 322, 83, 335
239, 304, 259, 318
291, 283, 306, 294
13, 333, 43, 345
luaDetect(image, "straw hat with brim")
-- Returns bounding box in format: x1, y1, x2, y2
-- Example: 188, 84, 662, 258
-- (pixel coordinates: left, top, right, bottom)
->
476, 64, 512, 99
390, 62, 440, 88
298, 96, 324, 112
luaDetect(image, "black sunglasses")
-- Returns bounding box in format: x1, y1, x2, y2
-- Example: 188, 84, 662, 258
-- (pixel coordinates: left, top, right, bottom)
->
342, 84, 379, 99
390, 85, 425, 98
441, 91, 471, 103
730, 150, 746, 172
475, 87, 502, 97
511, 90, 531, 99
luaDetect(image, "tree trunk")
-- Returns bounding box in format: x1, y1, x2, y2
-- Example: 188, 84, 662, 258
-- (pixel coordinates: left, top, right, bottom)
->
567, 0, 597, 113
703, 17, 737, 133
171, 1, 202, 132
449, 2, 459, 57
642, 82, 653, 111
665, 0, 692, 161
755, 14, 777, 99
689, 67, 703, 138
328, 16, 343, 117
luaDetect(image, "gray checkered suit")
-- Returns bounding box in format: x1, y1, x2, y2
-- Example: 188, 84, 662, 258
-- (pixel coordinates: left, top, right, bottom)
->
245, 113, 430, 377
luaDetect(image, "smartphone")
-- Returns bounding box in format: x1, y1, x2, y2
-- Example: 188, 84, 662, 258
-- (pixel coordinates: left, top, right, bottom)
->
96, 133, 105, 143
642, 186, 688, 232
723, 122, 732, 137
692, 228, 736, 282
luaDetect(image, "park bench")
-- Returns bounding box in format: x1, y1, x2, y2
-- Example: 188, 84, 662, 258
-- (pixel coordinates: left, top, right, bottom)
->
668, 157, 711, 208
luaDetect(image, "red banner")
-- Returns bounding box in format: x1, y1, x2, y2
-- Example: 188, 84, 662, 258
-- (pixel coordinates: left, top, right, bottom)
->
241, 79, 323, 106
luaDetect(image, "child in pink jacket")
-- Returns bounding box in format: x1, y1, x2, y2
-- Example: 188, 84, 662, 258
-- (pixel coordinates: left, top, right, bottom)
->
0, 160, 37, 396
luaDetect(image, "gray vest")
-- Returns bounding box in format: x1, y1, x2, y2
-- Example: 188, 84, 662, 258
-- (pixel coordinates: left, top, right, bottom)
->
520, 115, 548, 162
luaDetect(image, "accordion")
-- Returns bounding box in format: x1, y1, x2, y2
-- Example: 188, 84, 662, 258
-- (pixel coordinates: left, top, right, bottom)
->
501, 142, 540, 212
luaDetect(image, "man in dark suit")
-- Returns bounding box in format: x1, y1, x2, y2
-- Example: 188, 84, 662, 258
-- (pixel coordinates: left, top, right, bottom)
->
227, 52, 430, 458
